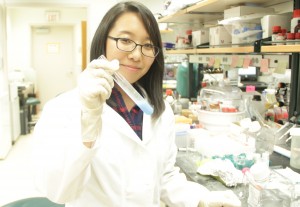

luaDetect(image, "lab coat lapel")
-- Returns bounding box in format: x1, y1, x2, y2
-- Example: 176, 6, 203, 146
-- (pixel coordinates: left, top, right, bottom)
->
142, 113, 153, 144
103, 104, 142, 144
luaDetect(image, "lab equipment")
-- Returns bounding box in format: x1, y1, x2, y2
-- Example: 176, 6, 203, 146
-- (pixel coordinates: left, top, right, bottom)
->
242, 168, 263, 190
197, 84, 245, 131
247, 163, 297, 207
98, 55, 153, 115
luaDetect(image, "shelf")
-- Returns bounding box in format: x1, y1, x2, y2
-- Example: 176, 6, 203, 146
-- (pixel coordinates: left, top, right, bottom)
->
158, 0, 222, 24
164, 48, 197, 54
164, 45, 300, 55
164, 46, 252, 54
160, 29, 173, 34
158, 0, 288, 24
196, 46, 253, 54
261, 45, 300, 53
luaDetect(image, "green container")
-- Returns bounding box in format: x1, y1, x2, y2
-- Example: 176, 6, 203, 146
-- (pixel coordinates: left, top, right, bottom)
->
176, 62, 202, 98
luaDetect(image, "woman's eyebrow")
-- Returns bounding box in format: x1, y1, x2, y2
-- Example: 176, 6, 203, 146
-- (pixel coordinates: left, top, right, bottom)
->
114, 31, 150, 41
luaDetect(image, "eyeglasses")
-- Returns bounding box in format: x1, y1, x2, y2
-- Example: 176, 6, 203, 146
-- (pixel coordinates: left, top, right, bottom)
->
108, 36, 159, 58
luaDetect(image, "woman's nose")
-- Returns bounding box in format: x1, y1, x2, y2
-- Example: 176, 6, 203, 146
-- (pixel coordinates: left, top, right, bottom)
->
129, 45, 143, 60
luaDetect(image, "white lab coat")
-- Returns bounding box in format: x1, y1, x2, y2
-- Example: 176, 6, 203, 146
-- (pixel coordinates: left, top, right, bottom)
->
32, 89, 209, 207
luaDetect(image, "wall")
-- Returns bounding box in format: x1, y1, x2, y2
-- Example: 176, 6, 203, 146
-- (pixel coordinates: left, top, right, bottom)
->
6, 7, 87, 72
6, 0, 164, 72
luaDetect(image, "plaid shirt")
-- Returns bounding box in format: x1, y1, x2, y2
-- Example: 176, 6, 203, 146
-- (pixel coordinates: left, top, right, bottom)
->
107, 87, 143, 140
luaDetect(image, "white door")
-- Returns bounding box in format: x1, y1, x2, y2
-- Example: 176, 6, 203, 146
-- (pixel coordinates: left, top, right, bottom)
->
32, 25, 76, 109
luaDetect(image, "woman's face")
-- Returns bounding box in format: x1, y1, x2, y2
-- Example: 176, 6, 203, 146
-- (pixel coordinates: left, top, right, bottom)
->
106, 12, 155, 84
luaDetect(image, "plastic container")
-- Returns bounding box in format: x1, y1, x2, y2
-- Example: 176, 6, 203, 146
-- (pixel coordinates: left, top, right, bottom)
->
290, 128, 300, 170
197, 85, 246, 131
163, 42, 175, 49
247, 169, 294, 207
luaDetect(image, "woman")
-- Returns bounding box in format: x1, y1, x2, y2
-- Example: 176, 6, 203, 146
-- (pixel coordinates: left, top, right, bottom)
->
33, 1, 241, 207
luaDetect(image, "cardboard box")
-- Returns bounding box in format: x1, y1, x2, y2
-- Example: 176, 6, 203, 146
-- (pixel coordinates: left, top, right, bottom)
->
224, 6, 274, 19
209, 26, 231, 46
192, 29, 209, 47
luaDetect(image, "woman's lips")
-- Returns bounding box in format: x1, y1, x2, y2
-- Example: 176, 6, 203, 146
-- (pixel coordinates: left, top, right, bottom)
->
121, 64, 139, 72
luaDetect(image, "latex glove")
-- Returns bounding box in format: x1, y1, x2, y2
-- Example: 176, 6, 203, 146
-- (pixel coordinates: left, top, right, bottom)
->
198, 190, 241, 207
78, 58, 119, 143
78, 58, 119, 110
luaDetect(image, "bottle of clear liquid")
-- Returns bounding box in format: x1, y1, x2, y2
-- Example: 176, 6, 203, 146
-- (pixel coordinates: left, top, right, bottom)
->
173, 91, 182, 115
165, 89, 175, 110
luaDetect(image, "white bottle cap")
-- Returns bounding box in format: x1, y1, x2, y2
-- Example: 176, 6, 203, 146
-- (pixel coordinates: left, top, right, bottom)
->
250, 162, 270, 183
240, 118, 252, 129
248, 121, 261, 133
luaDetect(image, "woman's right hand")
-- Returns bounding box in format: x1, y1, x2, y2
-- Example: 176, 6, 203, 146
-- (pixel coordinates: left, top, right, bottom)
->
78, 58, 119, 110
78, 58, 119, 145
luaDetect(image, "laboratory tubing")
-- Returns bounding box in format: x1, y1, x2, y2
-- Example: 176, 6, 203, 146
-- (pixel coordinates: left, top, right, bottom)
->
98, 55, 154, 115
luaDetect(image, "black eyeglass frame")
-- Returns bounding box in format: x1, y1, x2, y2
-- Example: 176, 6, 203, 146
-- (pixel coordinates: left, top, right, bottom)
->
107, 36, 160, 58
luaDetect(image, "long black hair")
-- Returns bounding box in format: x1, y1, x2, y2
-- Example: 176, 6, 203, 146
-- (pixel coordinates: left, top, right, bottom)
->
90, 1, 165, 120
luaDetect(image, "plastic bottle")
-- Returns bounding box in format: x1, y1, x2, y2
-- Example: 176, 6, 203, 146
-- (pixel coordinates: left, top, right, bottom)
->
186, 29, 192, 46
165, 89, 174, 106
173, 91, 182, 115
291, 9, 300, 33
290, 128, 300, 170
276, 33, 285, 45
294, 20, 300, 34
247, 161, 270, 207
271, 26, 281, 45
286, 33, 295, 45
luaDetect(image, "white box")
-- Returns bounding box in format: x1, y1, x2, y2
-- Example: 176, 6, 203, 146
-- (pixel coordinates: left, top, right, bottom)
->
224, 6, 274, 19
192, 29, 209, 47
209, 26, 231, 46
261, 15, 291, 38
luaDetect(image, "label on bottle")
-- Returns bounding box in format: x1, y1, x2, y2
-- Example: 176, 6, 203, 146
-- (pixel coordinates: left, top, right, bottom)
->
271, 34, 278, 45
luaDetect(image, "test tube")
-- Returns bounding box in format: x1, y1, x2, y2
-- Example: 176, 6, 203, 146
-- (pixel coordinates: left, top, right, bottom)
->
98, 55, 154, 115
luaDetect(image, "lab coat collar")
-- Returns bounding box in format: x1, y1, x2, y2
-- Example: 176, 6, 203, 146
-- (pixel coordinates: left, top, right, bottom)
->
102, 104, 153, 146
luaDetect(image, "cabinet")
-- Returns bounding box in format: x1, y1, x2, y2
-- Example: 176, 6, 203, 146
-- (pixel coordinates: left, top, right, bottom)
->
159, 0, 300, 118
159, 0, 296, 54
0, 1, 12, 159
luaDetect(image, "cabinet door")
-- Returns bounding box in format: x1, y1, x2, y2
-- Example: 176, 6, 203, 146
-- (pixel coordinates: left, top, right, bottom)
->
0, 3, 12, 159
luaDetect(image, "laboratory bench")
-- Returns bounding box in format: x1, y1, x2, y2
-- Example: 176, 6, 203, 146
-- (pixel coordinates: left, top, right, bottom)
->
176, 149, 300, 207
